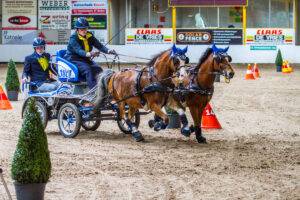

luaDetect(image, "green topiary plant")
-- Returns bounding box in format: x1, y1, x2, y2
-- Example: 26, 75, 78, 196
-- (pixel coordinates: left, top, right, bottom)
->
5, 59, 20, 92
11, 98, 51, 184
275, 49, 283, 67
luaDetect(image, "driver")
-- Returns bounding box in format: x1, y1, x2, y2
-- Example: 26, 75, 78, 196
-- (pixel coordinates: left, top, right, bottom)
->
64, 17, 116, 90
22, 37, 59, 92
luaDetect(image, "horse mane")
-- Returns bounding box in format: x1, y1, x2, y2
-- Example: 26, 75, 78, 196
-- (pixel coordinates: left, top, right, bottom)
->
147, 49, 170, 67
196, 47, 213, 68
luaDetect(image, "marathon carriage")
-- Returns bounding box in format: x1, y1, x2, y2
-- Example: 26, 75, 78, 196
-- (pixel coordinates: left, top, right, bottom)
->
21, 50, 143, 138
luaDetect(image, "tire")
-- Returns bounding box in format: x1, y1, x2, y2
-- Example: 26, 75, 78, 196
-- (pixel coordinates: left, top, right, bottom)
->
22, 100, 48, 129
82, 120, 101, 131
58, 103, 82, 138
117, 110, 140, 134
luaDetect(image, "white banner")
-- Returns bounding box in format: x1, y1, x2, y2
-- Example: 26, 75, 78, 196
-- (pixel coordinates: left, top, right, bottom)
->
246, 28, 294, 45
126, 28, 173, 44
38, 29, 71, 44
38, 0, 71, 29
2, 0, 37, 30
2, 30, 37, 44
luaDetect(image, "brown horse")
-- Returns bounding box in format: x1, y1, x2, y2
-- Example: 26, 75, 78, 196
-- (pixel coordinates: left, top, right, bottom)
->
94, 45, 189, 141
161, 45, 235, 143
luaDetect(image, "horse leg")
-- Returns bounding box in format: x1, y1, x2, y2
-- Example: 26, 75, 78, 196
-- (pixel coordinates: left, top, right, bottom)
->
150, 104, 169, 131
189, 106, 207, 143
176, 108, 192, 137
127, 106, 144, 142
148, 114, 163, 128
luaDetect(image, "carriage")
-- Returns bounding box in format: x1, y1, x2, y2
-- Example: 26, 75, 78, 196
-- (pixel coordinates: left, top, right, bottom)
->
21, 50, 144, 138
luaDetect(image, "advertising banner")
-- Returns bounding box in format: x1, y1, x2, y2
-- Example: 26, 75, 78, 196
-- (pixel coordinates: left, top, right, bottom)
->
71, 15, 107, 29
176, 29, 243, 45
38, 0, 71, 29
37, 29, 71, 44
126, 28, 173, 44
2, 30, 37, 44
71, 0, 107, 15
2, 0, 37, 30
246, 28, 294, 45
170, 0, 247, 6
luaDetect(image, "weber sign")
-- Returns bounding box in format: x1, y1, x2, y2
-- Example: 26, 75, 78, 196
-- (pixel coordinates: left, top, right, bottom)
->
126, 28, 173, 44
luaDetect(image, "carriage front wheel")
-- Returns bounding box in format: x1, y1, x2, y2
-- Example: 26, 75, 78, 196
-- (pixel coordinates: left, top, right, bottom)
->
117, 110, 140, 134
58, 103, 82, 138
22, 100, 48, 129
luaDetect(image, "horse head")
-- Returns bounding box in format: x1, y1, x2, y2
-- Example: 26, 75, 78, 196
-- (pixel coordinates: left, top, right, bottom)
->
211, 44, 235, 80
170, 44, 189, 72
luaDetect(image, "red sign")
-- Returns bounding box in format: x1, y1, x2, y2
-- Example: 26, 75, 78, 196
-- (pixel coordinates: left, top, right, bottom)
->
72, 9, 106, 15
8, 16, 31, 25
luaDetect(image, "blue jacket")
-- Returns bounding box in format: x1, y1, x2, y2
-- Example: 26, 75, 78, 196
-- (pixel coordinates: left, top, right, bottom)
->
23, 52, 53, 82
64, 31, 108, 63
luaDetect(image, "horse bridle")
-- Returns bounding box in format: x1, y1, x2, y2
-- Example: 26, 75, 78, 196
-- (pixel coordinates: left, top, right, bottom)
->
212, 53, 233, 83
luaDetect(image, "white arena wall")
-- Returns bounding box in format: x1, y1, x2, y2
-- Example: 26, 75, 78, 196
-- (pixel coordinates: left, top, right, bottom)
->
0, 44, 299, 64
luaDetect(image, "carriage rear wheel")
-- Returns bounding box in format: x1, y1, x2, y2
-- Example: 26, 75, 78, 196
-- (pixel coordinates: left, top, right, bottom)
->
22, 100, 48, 129
58, 103, 82, 138
82, 119, 101, 131
117, 110, 140, 134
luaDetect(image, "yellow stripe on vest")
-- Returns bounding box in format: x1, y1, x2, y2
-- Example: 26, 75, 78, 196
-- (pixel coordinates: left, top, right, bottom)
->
37, 57, 49, 71
78, 32, 92, 53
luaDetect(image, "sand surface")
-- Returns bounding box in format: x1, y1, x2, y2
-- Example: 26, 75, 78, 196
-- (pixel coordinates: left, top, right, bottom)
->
0, 65, 299, 200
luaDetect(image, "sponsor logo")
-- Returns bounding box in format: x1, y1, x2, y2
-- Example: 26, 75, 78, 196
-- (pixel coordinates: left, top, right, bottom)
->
8, 16, 31, 25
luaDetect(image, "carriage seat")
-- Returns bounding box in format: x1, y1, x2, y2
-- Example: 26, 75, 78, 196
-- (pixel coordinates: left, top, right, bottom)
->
56, 50, 83, 83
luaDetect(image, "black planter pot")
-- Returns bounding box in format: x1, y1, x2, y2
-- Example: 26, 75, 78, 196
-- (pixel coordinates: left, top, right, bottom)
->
167, 113, 181, 129
14, 182, 46, 200
276, 65, 282, 72
214, 74, 220, 82
7, 90, 18, 101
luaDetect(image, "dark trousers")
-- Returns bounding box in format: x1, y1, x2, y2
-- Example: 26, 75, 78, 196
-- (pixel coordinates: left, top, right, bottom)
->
72, 61, 103, 89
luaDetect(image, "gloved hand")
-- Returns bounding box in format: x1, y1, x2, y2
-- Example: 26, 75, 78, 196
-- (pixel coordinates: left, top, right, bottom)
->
22, 77, 28, 84
91, 51, 100, 57
108, 49, 117, 55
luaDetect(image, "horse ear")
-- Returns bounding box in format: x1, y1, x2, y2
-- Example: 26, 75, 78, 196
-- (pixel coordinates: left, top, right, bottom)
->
183, 46, 188, 54
224, 46, 229, 52
172, 44, 177, 54
212, 43, 218, 53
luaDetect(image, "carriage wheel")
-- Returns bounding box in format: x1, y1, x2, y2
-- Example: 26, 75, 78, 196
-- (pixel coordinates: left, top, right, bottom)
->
22, 100, 48, 129
58, 103, 82, 138
117, 110, 140, 134
82, 119, 101, 131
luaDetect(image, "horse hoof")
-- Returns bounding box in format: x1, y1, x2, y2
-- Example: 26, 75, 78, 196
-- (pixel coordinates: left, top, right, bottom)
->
154, 124, 161, 131
181, 127, 191, 137
197, 136, 207, 144
148, 120, 155, 128
132, 131, 144, 142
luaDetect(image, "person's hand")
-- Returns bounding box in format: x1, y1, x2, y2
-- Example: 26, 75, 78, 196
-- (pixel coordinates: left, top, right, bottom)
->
108, 49, 117, 55
91, 51, 100, 57
22, 77, 28, 84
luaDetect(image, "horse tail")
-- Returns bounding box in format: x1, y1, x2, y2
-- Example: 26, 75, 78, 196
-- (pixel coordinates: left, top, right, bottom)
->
93, 69, 115, 110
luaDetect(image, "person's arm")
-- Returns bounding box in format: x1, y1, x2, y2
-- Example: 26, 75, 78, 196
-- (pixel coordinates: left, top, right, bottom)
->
91, 36, 109, 54
69, 36, 89, 57
23, 57, 31, 79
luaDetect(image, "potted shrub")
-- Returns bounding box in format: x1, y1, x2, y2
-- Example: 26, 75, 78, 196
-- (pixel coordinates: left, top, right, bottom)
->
5, 59, 20, 101
275, 49, 283, 72
11, 98, 51, 200
165, 106, 181, 129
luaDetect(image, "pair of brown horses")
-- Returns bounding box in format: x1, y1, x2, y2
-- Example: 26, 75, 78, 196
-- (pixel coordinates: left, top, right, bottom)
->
95, 44, 234, 143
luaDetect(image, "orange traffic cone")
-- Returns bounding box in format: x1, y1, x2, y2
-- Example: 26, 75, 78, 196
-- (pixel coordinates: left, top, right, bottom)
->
201, 104, 222, 129
245, 64, 255, 80
0, 85, 12, 110
286, 60, 293, 73
253, 63, 261, 78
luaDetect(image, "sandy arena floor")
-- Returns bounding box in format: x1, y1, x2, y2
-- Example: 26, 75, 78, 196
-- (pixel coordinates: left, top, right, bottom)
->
0, 65, 299, 200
